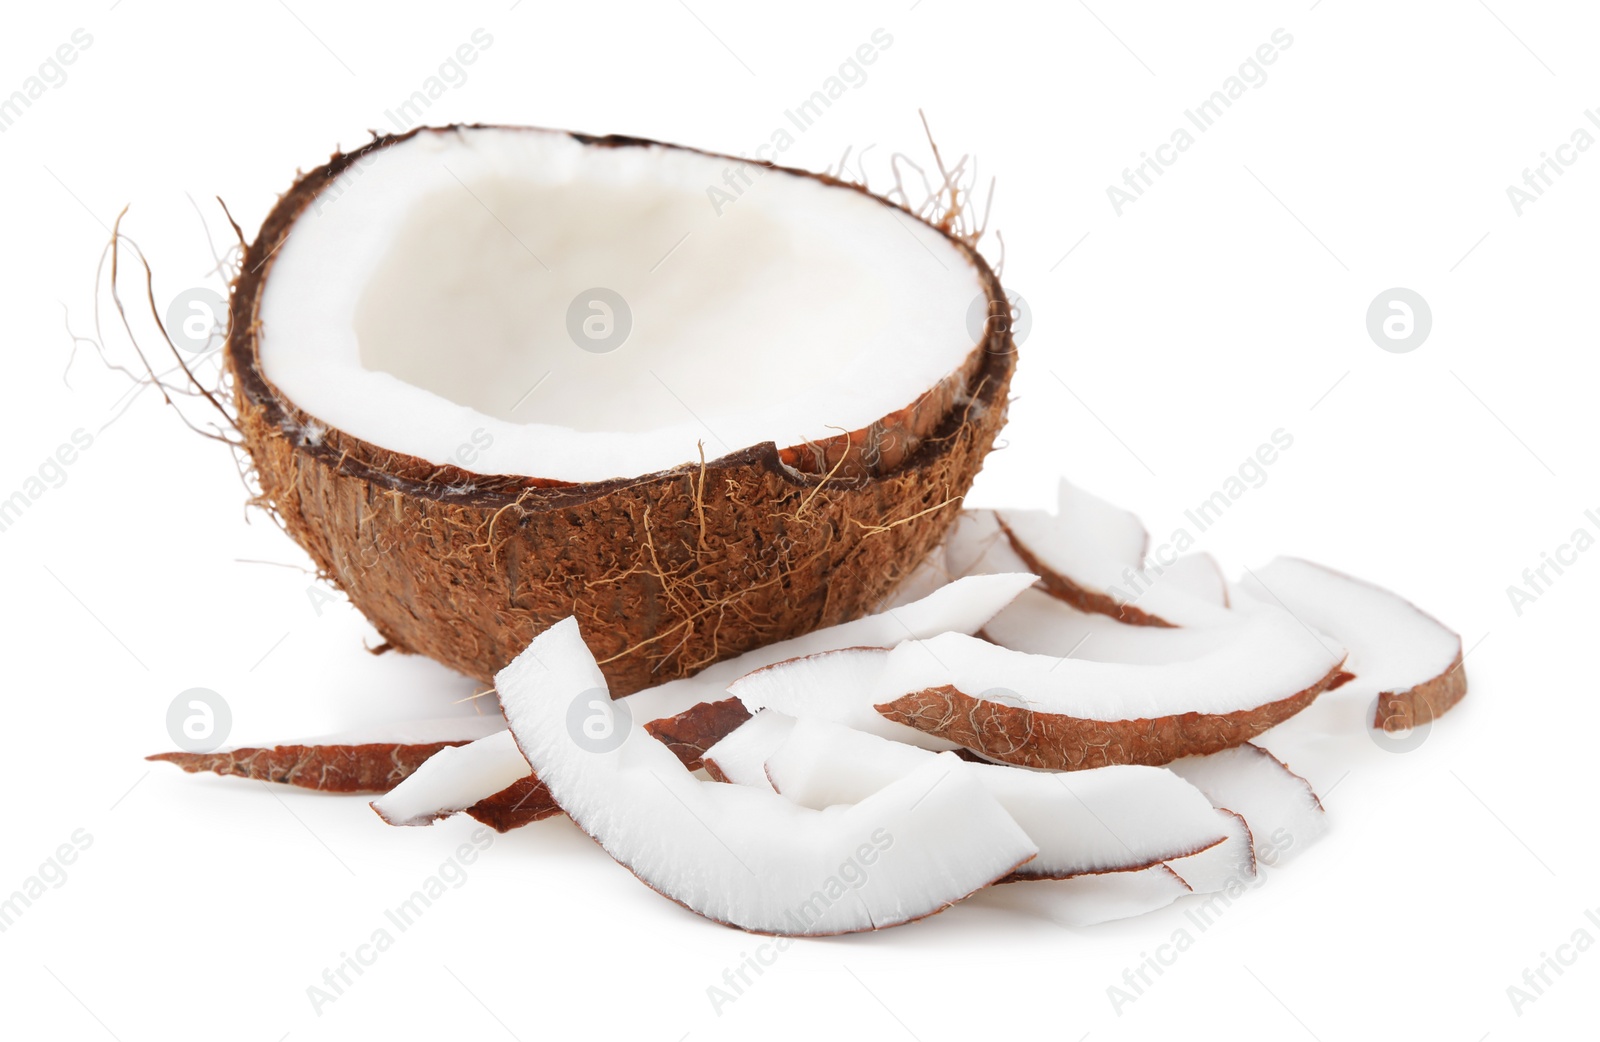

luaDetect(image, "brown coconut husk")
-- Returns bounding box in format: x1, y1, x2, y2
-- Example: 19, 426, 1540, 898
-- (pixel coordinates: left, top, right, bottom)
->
147, 741, 466, 793
226, 125, 1016, 695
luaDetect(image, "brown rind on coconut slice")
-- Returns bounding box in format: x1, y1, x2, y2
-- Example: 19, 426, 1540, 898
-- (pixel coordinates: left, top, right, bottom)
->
1375, 654, 1466, 732
874, 664, 1350, 771
227, 125, 1016, 696
147, 741, 465, 793
642, 696, 752, 772
462, 775, 561, 831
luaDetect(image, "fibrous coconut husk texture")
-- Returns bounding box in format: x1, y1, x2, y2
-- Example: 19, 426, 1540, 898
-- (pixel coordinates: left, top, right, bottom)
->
227, 125, 1016, 696
147, 742, 465, 793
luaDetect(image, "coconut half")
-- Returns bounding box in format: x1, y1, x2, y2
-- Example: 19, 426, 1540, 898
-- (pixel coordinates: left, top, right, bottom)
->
497, 618, 1037, 935
762, 717, 1226, 879
871, 610, 1350, 769
1237, 556, 1467, 730
229, 125, 1016, 694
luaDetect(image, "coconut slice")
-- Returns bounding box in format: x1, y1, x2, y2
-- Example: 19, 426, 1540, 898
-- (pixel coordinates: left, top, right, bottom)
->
147, 716, 507, 793
1168, 743, 1328, 867
763, 718, 1225, 878
872, 610, 1350, 769
497, 618, 1038, 935
975, 865, 1192, 927
1055, 478, 1150, 566
1165, 809, 1257, 893
372, 730, 534, 826
730, 646, 959, 751
1236, 556, 1466, 730
701, 710, 796, 787
996, 509, 1230, 628
231, 125, 1017, 696
943, 509, 1032, 579
1161, 552, 1229, 607
983, 587, 1242, 664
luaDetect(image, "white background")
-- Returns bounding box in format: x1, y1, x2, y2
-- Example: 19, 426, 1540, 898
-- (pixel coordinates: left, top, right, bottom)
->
2, 0, 1595, 1038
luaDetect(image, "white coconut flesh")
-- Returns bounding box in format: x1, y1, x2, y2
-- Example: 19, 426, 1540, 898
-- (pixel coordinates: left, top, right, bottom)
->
874, 609, 1345, 723
762, 718, 1226, 878
497, 618, 1038, 934
998, 508, 1233, 627
944, 509, 1032, 580
371, 574, 1035, 826
1161, 552, 1230, 607
973, 864, 1192, 927
701, 709, 796, 788
1165, 809, 1257, 893
1237, 556, 1462, 698
372, 729, 528, 826
730, 647, 960, 751
256, 126, 987, 483
1054, 478, 1149, 566
1168, 743, 1328, 866
984, 587, 1245, 664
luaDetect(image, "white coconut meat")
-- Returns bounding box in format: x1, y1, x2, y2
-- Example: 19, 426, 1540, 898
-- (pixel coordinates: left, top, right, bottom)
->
974, 865, 1192, 927
984, 587, 1244, 664
1160, 552, 1229, 607
875, 609, 1345, 723
1166, 809, 1257, 893
943, 509, 1031, 579
370, 574, 1034, 826
372, 729, 529, 826
998, 508, 1232, 628
256, 126, 987, 483
1054, 478, 1149, 566
701, 710, 796, 788
498, 618, 1037, 935
1236, 556, 1464, 719
763, 718, 1225, 878
730, 647, 959, 751
1168, 743, 1329, 867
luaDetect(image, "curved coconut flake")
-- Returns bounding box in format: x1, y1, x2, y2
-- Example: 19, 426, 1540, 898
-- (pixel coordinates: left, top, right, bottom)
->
701, 710, 796, 787
984, 587, 1244, 664
1161, 552, 1229, 607
147, 715, 508, 794
498, 618, 1038, 935
1237, 556, 1466, 730
764, 718, 1225, 879
873, 611, 1350, 770
1166, 809, 1256, 893
944, 510, 1033, 579
1168, 742, 1328, 867
974, 864, 1192, 927
1055, 478, 1150, 566
730, 647, 959, 751
996, 509, 1231, 628
372, 730, 535, 826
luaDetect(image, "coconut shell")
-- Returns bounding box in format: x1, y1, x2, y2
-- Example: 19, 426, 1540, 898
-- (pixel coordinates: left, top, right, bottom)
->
874, 665, 1353, 771
227, 125, 1015, 695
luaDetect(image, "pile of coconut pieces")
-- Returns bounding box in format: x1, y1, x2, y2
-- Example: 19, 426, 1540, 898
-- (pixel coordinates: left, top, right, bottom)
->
152, 479, 1467, 935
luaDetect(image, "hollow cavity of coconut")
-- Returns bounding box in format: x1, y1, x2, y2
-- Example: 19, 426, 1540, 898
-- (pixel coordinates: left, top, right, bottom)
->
228, 125, 1014, 694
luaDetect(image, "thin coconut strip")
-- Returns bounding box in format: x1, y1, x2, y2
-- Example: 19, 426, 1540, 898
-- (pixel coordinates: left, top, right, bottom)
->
762, 718, 1226, 879
498, 618, 1038, 936
1162, 552, 1230, 607
1237, 556, 1466, 730
974, 864, 1192, 927
872, 611, 1351, 770
997, 509, 1232, 628
731, 647, 956, 751
701, 711, 796, 787
983, 587, 1244, 664
1168, 742, 1329, 866
374, 574, 1036, 829
1056, 478, 1150, 567
147, 716, 508, 794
